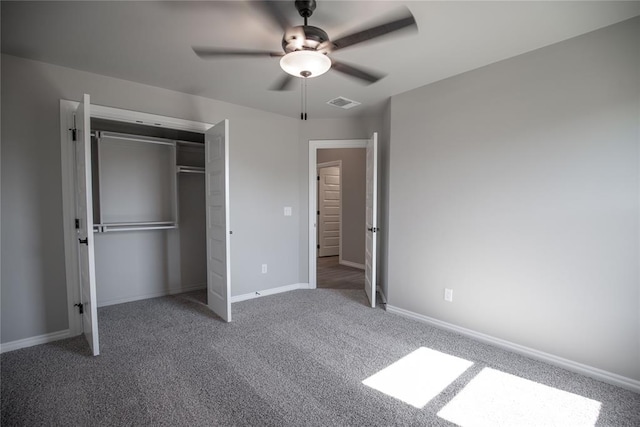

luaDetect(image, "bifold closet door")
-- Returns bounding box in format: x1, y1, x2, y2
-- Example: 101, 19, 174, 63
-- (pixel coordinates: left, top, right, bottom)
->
205, 120, 232, 322
75, 94, 100, 355
364, 132, 378, 309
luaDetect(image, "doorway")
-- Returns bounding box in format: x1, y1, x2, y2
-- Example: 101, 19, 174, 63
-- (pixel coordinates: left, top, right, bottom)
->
308, 135, 378, 307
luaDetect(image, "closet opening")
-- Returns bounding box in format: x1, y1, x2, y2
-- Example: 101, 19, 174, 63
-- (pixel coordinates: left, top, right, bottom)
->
61, 96, 233, 355
89, 118, 208, 308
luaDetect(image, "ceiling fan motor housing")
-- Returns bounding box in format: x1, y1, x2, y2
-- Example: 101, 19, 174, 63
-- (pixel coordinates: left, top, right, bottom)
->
295, 0, 316, 18
282, 25, 330, 53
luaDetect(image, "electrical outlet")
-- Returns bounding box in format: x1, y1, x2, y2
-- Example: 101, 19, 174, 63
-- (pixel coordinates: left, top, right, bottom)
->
444, 288, 453, 302
261, 264, 267, 274
284, 207, 292, 216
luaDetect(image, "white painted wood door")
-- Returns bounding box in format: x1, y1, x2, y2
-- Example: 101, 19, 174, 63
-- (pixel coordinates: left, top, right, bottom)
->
364, 133, 378, 308
205, 120, 232, 322
75, 94, 100, 355
318, 164, 341, 257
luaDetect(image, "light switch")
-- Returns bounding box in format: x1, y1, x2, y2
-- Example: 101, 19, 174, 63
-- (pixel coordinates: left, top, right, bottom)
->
284, 207, 292, 216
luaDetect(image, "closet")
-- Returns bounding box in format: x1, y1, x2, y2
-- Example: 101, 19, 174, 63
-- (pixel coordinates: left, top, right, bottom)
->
89, 118, 207, 307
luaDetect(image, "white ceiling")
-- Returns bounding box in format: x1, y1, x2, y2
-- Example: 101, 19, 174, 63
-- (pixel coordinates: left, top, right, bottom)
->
2, 1, 639, 119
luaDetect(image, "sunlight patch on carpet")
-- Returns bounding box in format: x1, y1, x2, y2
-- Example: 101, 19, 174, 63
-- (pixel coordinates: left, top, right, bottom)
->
362, 347, 473, 408
437, 367, 601, 426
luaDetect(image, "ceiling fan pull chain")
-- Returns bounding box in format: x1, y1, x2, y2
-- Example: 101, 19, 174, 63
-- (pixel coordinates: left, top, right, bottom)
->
304, 78, 307, 120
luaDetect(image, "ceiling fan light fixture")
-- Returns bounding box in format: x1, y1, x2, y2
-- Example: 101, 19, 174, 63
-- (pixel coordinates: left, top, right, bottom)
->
280, 50, 331, 78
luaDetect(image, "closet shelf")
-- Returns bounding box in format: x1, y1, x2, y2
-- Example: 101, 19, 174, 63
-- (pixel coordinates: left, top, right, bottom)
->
94, 221, 178, 233
177, 165, 205, 174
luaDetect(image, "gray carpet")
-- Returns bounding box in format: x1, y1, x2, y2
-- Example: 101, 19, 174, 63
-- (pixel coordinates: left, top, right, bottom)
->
2, 289, 639, 426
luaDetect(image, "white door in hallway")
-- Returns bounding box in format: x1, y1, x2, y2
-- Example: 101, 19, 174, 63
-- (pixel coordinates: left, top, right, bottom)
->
205, 119, 232, 322
318, 164, 341, 257
364, 133, 378, 308
74, 93, 100, 355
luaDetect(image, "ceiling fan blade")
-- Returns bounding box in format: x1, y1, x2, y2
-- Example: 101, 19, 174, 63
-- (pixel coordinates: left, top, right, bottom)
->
270, 74, 296, 91
254, 0, 293, 32
330, 9, 417, 51
331, 61, 386, 84
193, 47, 283, 59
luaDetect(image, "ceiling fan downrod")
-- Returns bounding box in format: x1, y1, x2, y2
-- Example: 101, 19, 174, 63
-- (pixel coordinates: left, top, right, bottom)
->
295, 0, 316, 26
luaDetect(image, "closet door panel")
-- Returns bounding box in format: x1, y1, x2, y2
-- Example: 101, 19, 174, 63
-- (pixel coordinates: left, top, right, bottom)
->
205, 119, 231, 322
74, 94, 100, 355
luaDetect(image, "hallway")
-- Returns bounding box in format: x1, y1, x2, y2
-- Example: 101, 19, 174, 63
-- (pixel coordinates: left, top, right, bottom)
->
317, 256, 364, 290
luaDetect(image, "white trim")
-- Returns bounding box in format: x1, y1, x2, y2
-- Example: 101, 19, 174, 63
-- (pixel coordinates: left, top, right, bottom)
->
0, 329, 72, 354
61, 99, 214, 341
385, 304, 640, 394
317, 160, 342, 259
339, 260, 365, 270
309, 139, 368, 289
98, 284, 207, 308
66, 101, 213, 133
231, 283, 311, 303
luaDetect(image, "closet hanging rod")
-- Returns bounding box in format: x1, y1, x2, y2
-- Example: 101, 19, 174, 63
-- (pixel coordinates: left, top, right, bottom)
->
177, 166, 205, 174
176, 140, 204, 147
101, 225, 178, 233
97, 131, 176, 147
97, 221, 176, 227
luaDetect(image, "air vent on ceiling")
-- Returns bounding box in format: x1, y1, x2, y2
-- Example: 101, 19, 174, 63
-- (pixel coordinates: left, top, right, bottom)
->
327, 96, 361, 110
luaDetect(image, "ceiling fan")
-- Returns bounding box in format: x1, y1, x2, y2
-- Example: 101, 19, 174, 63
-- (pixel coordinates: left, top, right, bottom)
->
192, 0, 418, 91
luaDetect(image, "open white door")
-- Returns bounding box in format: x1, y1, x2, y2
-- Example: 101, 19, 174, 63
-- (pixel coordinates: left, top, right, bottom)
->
75, 94, 100, 355
205, 119, 232, 322
364, 132, 378, 308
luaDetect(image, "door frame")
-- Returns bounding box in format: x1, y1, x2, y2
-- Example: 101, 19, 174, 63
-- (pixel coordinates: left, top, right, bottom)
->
60, 99, 213, 337
317, 160, 342, 259
308, 139, 368, 288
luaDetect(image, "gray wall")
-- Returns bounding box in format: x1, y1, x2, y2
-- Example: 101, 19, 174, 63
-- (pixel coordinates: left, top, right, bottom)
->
388, 17, 640, 380
1, 54, 301, 343
317, 148, 366, 266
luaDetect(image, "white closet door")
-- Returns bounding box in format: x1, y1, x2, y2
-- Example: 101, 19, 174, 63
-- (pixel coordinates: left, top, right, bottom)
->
75, 94, 100, 355
364, 132, 378, 308
205, 120, 232, 322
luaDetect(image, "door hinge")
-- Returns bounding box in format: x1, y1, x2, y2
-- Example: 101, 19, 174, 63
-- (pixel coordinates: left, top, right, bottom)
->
317, 175, 320, 181
317, 210, 320, 215
69, 115, 77, 141
74, 303, 84, 314
367, 227, 379, 233
317, 244, 320, 249
78, 237, 89, 245
75, 218, 80, 229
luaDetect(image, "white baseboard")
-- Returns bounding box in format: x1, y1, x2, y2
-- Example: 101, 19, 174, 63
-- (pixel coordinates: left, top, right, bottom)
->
339, 260, 365, 270
385, 304, 640, 394
231, 283, 312, 303
1, 329, 73, 354
97, 283, 207, 308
